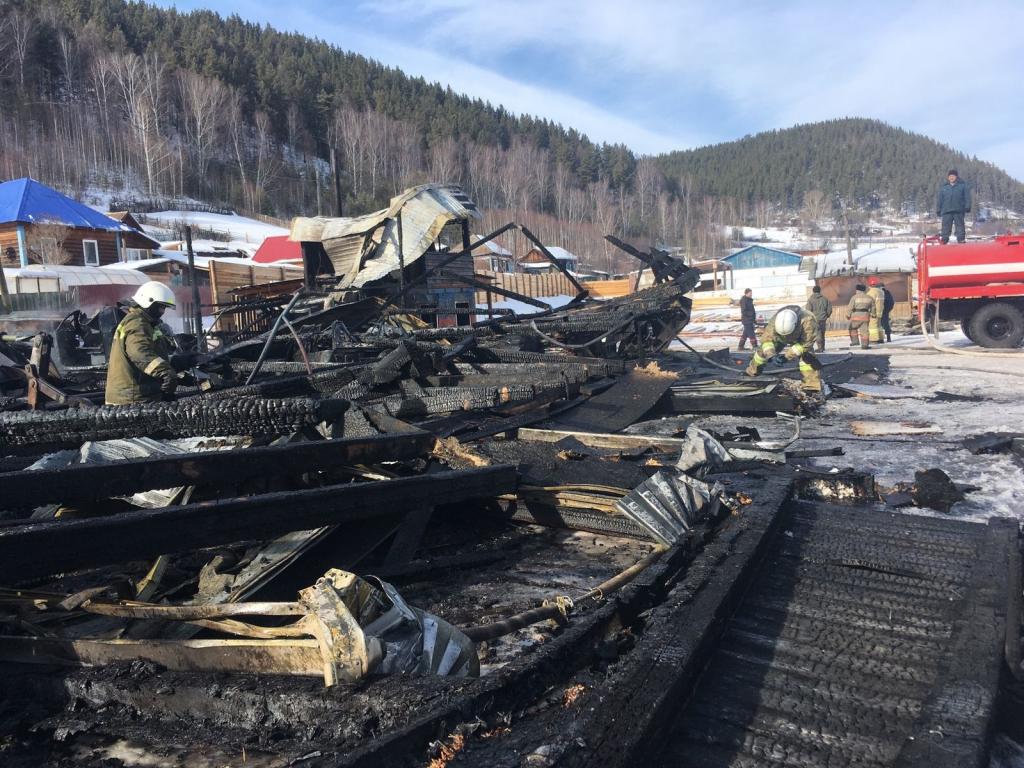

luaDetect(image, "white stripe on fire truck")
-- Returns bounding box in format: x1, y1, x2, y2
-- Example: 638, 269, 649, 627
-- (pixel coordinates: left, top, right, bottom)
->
928, 263, 1024, 277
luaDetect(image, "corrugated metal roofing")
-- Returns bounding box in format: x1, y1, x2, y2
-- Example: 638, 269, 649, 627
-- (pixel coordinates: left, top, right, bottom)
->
0, 178, 129, 231
722, 245, 802, 270
3, 265, 151, 288
289, 184, 481, 289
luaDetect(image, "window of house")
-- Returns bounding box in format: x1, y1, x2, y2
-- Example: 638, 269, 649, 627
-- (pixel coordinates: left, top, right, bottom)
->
82, 240, 100, 266
125, 248, 147, 262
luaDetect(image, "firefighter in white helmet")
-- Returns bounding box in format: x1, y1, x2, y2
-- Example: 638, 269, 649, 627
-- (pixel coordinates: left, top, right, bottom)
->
744, 305, 823, 392
105, 281, 181, 405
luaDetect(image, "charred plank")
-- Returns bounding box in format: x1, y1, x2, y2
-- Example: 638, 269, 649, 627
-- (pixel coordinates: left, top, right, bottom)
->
0, 465, 517, 581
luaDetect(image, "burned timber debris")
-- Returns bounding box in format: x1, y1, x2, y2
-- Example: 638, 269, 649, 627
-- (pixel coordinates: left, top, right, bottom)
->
0, 184, 1020, 768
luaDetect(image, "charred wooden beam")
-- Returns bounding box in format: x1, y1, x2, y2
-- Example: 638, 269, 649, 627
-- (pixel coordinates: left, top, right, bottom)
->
670, 392, 798, 415
0, 465, 517, 581
0, 397, 349, 453
0, 432, 433, 509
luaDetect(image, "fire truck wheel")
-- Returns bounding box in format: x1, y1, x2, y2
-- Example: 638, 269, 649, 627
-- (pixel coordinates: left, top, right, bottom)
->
960, 316, 974, 342
968, 302, 1024, 348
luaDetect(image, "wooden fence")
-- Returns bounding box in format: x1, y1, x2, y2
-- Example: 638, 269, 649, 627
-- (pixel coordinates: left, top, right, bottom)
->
473, 271, 578, 303
208, 261, 304, 334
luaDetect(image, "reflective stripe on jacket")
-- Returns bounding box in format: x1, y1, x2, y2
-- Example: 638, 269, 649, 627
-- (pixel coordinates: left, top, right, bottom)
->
104, 307, 175, 405
846, 292, 876, 320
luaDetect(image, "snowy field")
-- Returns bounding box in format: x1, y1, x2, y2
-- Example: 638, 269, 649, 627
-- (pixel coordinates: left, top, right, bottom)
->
140, 210, 289, 255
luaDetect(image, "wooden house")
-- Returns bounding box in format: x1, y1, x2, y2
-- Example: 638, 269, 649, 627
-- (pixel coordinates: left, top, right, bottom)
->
0, 178, 154, 268
715, 245, 811, 298
472, 236, 514, 274
105, 211, 162, 261
520, 245, 579, 274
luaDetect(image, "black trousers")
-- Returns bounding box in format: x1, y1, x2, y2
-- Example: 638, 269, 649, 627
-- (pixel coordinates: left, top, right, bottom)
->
881, 312, 892, 341
740, 320, 758, 346
941, 212, 966, 243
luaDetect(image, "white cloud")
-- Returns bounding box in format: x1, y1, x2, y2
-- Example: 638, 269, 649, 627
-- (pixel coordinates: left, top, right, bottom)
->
162, 0, 1024, 176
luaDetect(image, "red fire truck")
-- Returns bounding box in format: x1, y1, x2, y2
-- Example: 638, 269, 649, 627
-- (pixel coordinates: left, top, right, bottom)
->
917, 234, 1024, 348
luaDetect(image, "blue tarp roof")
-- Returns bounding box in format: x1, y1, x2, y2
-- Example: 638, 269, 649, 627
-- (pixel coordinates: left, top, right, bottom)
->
0, 178, 124, 231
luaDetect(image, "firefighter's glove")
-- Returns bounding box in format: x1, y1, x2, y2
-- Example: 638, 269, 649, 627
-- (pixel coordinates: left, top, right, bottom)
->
744, 361, 759, 377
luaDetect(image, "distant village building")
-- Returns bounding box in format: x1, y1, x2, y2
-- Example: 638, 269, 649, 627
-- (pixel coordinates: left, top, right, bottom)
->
472, 236, 513, 273
711, 245, 810, 298
0, 178, 158, 268
105, 210, 161, 261
519, 245, 579, 274
810, 245, 917, 331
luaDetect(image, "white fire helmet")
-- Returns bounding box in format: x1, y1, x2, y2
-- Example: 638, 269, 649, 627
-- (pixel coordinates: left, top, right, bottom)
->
132, 281, 176, 310
773, 308, 798, 336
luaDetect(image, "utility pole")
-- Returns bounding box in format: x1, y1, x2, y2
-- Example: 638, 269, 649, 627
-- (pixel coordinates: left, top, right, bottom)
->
330, 146, 344, 217
184, 226, 205, 350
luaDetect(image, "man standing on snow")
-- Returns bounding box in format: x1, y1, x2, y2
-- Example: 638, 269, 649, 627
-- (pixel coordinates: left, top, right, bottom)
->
738, 288, 758, 350
936, 169, 971, 244
879, 280, 895, 343
805, 285, 832, 352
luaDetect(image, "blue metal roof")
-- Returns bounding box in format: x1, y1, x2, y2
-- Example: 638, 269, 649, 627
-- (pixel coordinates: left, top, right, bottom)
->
722, 245, 802, 270
0, 178, 124, 231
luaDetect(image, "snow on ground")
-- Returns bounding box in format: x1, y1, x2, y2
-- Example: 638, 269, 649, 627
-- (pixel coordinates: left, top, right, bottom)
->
683, 329, 1024, 524
141, 211, 288, 245
476, 294, 574, 320
723, 225, 802, 243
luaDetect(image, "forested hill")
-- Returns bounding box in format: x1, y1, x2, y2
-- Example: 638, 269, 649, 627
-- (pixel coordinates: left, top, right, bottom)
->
655, 119, 1024, 212
15, 0, 636, 194
1, 1, 1022, 270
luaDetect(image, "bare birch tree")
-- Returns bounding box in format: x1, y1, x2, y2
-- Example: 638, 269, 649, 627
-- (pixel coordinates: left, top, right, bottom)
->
110, 51, 169, 195
228, 89, 250, 207
252, 110, 282, 211
178, 70, 227, 184
8, 8, 32, 91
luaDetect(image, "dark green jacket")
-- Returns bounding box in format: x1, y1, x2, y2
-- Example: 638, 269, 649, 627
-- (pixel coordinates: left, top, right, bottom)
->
105, 306, 176, 405
936, 179, 971, 215
805, 293, 832, 323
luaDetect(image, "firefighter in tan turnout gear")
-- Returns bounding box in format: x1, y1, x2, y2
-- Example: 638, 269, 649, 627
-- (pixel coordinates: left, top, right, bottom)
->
744, 306, 823, 392
866, 276, 885, 344
846, 283, 877, 349
105, 282, 180, 405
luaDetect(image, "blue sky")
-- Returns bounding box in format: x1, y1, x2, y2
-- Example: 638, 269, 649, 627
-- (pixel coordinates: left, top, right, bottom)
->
154, 0, 1024, 180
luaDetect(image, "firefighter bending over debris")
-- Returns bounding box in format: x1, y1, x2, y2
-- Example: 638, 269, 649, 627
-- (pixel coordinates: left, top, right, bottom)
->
105, 282, 183, 405
744, 306, 823, 392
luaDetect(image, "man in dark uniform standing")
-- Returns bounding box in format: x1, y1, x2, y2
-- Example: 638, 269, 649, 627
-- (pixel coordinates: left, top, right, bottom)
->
738, 288, 758, 350
936, 169, 971, 244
